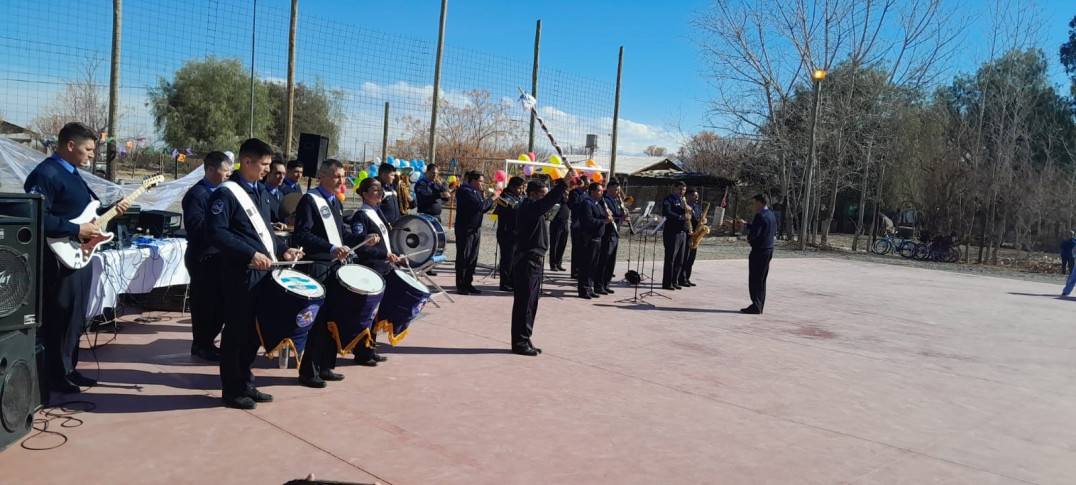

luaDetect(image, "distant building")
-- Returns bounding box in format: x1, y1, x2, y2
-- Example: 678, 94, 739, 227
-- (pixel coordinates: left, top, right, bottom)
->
0, 121, 44, 152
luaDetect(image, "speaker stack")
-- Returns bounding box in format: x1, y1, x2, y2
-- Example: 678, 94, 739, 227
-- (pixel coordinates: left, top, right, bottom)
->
0, 193, 43, 452
298, 133, 329, 176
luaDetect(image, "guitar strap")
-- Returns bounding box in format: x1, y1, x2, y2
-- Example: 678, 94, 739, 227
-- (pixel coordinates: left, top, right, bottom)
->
221, 180, 278, 262
310, 194, 343, 248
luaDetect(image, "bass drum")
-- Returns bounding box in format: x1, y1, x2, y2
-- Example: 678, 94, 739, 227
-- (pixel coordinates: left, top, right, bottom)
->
390, 214, 446, 267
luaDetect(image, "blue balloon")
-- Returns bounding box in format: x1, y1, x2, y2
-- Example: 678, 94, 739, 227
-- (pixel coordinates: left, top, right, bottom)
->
386, 156, 395, 165
413, 170, 423, 181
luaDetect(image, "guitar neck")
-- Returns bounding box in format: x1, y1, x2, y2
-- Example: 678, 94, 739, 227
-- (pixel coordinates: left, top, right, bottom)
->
97, 185, 149, 228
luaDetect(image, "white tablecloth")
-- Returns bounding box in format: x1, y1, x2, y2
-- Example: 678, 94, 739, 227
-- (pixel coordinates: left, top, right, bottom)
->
86, 238, 189, 318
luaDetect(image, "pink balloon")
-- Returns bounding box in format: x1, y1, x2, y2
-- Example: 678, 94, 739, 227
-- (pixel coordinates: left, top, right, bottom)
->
523, 165, 534, 176
494, 169, 508, 182
526, 152, 536, 162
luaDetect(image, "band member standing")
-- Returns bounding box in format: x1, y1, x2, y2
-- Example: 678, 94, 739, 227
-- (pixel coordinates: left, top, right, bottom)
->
493, 177, 525, 292
293, 159, 374, 388
412, 163, 450, 276
567, 183, 587, 279
573, 182, 611, 299
182, 151, 233, 362
25, 122, 130, 393
376, 162, 402, 225
264, 158, 287, 225
414, 164, 450, 222
681, 188, 700, 288
347, 178, 405, 365
548, 188, 570, 272
280, 159, 304, 196
511, 175, 573, 356
207, 138, 304, 409
742, 194, 775, 314
594, 179, 624, 295
661, 181, 691, 290
454, 171, 495, 295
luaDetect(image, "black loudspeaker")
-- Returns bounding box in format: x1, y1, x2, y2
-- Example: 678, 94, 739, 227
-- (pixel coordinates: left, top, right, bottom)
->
139, 210, 182, 238
0, 193, 43, 451
298, 133, 329, 176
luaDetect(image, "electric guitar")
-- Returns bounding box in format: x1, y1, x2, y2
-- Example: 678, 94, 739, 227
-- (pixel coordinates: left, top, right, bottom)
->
48, 174, 165, 269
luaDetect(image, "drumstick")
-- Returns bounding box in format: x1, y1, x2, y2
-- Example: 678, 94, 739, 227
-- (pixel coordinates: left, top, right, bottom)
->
348, 234, 379, 253
248, 260, 315, 269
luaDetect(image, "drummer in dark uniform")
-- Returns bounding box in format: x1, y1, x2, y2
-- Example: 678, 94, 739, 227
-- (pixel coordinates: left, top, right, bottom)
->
548, 188, 570, 272
493, 176, 525, 292
280, 159, 304, 196
181, 151, 233, 362
573, 182, 612, 299
263, 157, 287, 225
567, 183, 587, 279
376, 162, 402, 225
594, 179, 624, 295
347, 177, 406, 366
454, 171, 495, 295
292, 159, 376, 388
511, 170, 575, 356
206, 138, 304, 410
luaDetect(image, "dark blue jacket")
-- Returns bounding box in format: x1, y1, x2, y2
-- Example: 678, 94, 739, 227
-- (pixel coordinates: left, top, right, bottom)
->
279, 179, 302, 197
747, 208, 776, 251
454, 184, 493, 231
345, 205, 393, 276
567, 187, 587, 228
291, 187, 366, 262
206, 173, 289, 288
24, 156, 95, 238
181, 178, 219, 265
572, 196, 607, 241
493, 194, 522, 239
516, 181, 569, 260
662, 193, 688, 234
602, 194, 624, 241
550, 189, 570, 227
1061, 238, 1076, 259
414, 177, 448, 216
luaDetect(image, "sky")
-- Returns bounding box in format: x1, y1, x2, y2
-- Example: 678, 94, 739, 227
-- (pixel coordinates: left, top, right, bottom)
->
0, 0, 1074, 158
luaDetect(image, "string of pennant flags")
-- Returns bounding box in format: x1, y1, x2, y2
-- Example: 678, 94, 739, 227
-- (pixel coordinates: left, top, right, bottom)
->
41, 132, 196, 161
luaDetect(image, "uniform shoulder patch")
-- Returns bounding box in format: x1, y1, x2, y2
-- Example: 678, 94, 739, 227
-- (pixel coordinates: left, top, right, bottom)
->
211, 199, 224, 215
319, 205, 332, 218
351, 221, 364, 234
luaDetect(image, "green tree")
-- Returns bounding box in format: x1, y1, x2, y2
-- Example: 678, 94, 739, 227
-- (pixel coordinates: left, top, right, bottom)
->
1061, 15, 1076, 97
149, 57, 274, 150
265, 80, 343, 156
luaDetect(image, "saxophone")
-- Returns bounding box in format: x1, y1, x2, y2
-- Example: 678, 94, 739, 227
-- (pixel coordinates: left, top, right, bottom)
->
689, 202, 712, 249
397, 172, 414, 214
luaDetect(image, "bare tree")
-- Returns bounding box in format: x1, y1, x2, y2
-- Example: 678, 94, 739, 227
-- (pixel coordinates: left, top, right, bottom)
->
644, 145, 668, 157
392, 89, 528, 163
30, 56, 113, 168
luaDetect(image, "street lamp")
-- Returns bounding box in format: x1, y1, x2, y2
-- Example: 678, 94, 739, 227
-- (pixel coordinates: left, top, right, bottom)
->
799, 69, 826, 250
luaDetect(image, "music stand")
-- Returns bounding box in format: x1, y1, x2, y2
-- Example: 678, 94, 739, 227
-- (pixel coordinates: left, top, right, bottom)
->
639, 218, 670, 300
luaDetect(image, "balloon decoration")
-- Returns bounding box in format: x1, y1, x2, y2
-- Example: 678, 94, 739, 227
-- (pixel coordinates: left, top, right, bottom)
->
337, 184, 347, 202
526, 152, 536, 162
413, 170, 423, 181
523, 165, 534, 176
448, 175, 458, 185
495, 181, 505, 190
517, 153, 530, 162
494, 170, 508, 183
357, 171, 368, 182
386, 156, 395, 166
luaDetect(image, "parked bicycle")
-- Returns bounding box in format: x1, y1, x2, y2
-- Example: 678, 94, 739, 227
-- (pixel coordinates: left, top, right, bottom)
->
870, 232, 914, 256
909, 233, 961, 263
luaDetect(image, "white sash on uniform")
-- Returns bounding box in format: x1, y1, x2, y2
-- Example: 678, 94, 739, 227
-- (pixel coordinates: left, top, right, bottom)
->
221, 180, 278, 262
361, 206, 392, 254
310, 194, 343, 248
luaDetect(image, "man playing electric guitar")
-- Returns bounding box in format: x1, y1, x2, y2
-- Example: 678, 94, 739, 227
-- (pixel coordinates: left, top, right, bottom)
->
24, 122, 130, 394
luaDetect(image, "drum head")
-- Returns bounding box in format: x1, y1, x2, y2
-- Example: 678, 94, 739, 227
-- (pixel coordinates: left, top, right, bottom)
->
336, 265, 386, 295
390, 214, 445, 267
273, 268, 325, 299
392, 269, 430, 294
279, 193, 303, 219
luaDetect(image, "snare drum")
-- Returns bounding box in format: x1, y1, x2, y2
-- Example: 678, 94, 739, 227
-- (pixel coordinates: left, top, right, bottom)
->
390, 214, 446, 268
255, 268, 325, 362
323, 264, 386, 355
374, 269, 431, 345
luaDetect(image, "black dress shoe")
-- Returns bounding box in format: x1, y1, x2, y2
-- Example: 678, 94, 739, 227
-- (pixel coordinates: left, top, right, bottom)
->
531, 346, 542, 354
468, 287, 483, 295
191, 345, 221, 361
299, 375, 327, 388
662, 285, 674, 290
354, 357, 379, 367
578, 291, 592, 299
427, 270, 438, 276
740, 306, 761, 315
512, 347, 540, 356
223, 396, 257, 410
499, 285, 514, 292
604, 287, 615, 294
550, 265, 559, 272
50, 379, 81, 394
587, 291, 601, 298
319, 370, 345, 381
594, 288, 608, 295
457, 289, 471, 295
246, 389, 274, 402
673, 285, 683, 290
558, 265, 567, 271
372, 353, 388, 363
66, 372, 97, 387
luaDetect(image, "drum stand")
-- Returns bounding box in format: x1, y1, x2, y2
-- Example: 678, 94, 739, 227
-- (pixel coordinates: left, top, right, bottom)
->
407, 260, 455, 307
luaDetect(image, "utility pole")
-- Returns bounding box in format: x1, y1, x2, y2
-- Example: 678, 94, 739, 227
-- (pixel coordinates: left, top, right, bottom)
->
106, 0, 121, 181
528, 19, 541, 154
799, 70, 826, 250
249, 0, 258, 138
428, 0, 448, 165
382, 102, 390, 161
284, 0, 298, 156
609, 46, 623, 177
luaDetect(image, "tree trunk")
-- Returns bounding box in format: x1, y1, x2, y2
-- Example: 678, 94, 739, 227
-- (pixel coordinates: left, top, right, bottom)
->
821, 175, 839, 247
851, 150, 871, 251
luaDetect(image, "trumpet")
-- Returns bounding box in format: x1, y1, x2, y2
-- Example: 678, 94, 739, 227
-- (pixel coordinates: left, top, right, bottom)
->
495, 196, 519, 209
